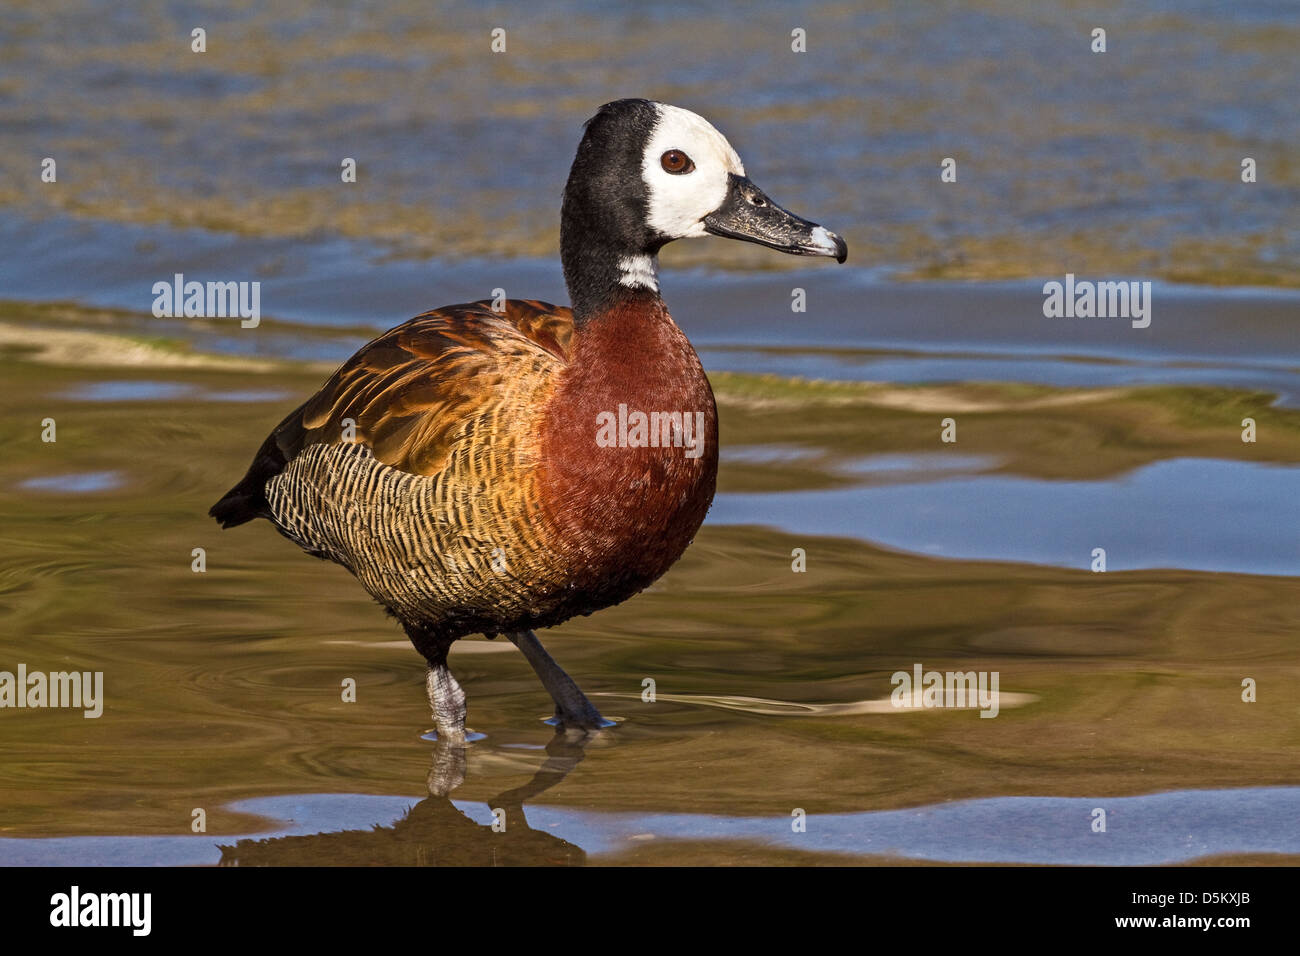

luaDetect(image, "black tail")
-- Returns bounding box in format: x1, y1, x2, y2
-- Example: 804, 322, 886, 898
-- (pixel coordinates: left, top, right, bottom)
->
209, 480, 268, 529
212, 402, 305, 529
210, 424, 293, 529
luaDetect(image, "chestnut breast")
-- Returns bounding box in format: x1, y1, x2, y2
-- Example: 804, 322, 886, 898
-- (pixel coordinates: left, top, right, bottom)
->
537, 298, 718, 607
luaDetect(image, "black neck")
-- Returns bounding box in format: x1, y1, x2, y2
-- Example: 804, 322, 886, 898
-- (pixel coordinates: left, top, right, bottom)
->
560, 207, 663, 325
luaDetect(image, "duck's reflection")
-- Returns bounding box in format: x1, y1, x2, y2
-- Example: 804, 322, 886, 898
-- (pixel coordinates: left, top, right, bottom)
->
218, 733, 592, 866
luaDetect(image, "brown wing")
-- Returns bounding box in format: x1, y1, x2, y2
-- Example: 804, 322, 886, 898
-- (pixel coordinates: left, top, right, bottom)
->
210, 299, 572, 527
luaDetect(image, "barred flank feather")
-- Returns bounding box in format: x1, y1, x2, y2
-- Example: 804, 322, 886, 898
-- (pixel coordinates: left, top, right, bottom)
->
210, 300, 572, 641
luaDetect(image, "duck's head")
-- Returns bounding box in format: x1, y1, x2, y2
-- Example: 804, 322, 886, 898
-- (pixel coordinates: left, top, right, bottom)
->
561, 98, 847, 318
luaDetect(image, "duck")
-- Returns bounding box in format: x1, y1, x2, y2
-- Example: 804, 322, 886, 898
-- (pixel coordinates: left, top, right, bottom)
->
210, 98, 846, 740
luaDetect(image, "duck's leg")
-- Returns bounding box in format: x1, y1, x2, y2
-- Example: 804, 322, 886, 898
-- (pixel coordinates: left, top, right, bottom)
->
403, 621, 467, 741
423, 650, 468, 796
506, 630, 612, 731
426, 658, 467, 742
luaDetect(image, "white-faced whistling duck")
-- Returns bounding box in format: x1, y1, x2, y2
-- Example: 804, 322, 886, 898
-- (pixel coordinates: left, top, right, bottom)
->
210, 99, 847, 740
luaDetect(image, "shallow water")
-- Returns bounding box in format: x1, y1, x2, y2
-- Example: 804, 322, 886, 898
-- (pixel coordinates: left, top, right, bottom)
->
8, 787, 1300, 866
712, 457, 1299, 574
2, 1, 1299, 867
3, 0, 1298, 285
1, 281, 1298, 865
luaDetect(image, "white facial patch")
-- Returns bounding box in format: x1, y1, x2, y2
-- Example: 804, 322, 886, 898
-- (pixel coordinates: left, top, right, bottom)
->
641, 103, 745, 241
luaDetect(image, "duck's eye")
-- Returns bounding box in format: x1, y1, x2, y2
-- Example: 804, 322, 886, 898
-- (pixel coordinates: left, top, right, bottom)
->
660, 150, 695, 174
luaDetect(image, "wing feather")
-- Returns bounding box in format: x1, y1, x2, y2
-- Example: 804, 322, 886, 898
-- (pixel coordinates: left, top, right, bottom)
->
209, 299, 572, 527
